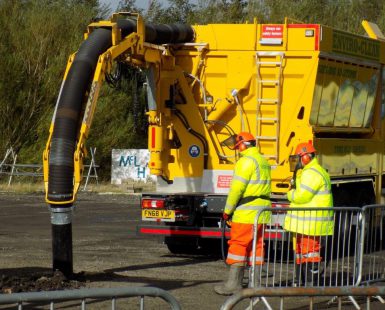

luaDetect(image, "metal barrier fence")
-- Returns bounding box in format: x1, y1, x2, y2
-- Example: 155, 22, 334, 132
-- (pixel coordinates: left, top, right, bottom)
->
245, 205, 385, 309
0, 147, 99, 189
0, 286, 181, 310
358, 205, 385, 286
250, 207, 362, 288
221, 286, 385, 310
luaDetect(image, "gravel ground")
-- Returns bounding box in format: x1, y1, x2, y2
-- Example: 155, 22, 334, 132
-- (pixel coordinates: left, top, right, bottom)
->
0, 192, 383, 309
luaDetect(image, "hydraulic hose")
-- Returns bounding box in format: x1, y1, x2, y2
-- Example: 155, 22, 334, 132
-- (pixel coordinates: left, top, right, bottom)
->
47, 19, 195, 203
174, 109, 209, 169
48, 27, 112, 202
221, 218, 228, 264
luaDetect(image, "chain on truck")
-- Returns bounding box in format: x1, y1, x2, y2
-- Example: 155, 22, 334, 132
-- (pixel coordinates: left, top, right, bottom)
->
43, 13, 385, 271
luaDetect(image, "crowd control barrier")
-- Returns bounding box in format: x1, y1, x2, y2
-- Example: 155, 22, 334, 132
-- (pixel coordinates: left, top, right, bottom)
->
221, 286, 385, 310
358, 205, 385, 287
246, 205, 385, 309
0, 286, 181, 310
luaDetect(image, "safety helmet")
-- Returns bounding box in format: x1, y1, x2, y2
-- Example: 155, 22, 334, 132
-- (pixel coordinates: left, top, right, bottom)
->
295, 142, 316, 156
295, 142, 316, 166
235, 132, 255, 151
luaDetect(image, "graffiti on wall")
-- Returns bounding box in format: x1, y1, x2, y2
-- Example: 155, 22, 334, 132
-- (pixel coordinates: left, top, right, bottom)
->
111, 149, 156, 184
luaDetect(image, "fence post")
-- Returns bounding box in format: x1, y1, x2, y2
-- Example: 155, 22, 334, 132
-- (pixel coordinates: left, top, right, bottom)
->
8, 153, 17, 187
83, 147, 98, 190
0, 148, 11, 172
0, 147, 15, 174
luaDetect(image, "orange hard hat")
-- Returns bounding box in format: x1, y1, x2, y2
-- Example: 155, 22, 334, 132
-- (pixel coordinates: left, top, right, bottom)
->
235, 132, 255, 149
295, 142, 316, 156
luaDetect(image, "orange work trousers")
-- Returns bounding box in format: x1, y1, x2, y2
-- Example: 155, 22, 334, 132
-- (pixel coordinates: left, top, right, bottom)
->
226, 222, 264, 266
294, 234, 321, 264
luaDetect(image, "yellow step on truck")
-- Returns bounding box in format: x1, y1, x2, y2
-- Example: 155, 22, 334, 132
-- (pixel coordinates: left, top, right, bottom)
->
44, 13, 385, 256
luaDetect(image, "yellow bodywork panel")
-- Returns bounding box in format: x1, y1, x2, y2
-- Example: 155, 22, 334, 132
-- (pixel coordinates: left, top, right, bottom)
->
194, 24, 258, 50
316, 139, 379, 176
310, 59, 379, 130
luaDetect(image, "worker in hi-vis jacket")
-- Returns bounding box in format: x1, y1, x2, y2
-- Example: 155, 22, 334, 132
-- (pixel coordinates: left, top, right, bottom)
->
284, 142, 334, 286
214, 132, 271, 295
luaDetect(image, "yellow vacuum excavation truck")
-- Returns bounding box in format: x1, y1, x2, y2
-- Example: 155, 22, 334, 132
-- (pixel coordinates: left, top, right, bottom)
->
44, 14, 385, 272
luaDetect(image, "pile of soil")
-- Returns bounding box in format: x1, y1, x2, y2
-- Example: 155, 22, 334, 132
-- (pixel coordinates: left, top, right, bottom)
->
0, 271, 85, 294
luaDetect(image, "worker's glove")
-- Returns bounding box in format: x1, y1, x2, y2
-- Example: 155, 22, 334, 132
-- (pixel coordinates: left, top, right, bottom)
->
290, 178, 296, 189
222, 212, 231, 221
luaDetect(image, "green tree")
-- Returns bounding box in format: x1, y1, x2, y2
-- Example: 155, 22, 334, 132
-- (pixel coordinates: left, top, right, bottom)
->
0, 0, 99, 162
161, 0, 196, 24
246, 0, 384, 34
117, 0, 143, 13
88, 64, 148, 179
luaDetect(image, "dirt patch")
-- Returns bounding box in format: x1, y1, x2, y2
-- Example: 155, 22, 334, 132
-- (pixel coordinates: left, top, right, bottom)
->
0, 270, 85, 294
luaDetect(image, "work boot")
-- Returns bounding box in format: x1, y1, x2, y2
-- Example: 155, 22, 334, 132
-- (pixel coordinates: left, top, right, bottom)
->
294, 264, 302, 287
302, 263, 320, 287
214, 265, 245, 296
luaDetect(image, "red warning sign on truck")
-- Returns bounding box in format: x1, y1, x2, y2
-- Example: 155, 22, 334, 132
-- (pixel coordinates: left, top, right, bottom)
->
261, 25, 283, 39
217, 175, 232, 188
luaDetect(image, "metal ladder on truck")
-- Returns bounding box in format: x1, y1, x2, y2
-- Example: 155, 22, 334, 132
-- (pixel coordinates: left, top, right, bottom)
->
255, 51, 284, 165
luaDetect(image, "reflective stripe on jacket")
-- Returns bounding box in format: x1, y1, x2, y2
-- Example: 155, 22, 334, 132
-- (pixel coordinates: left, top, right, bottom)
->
224, 147, 271, 224
283, 158, 334, 236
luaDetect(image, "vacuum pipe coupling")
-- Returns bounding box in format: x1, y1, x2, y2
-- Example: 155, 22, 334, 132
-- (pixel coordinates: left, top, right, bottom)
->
50, 206, 74, 225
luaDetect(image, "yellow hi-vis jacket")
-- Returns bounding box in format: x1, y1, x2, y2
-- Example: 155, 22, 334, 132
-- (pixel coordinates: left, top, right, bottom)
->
283, 158, 334, 236
224, 147, 271, 224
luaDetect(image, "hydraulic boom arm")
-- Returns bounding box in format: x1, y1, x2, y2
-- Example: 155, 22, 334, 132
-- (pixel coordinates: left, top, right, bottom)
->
43, 13, 194, 205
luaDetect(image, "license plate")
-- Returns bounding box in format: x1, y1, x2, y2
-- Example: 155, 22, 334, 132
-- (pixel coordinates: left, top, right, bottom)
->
142, 209, 175, 222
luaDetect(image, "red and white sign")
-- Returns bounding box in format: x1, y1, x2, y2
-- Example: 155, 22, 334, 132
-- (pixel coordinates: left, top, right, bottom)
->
261, 25, 283, 39
201, 170, 233, 193
217, 175, 232, 188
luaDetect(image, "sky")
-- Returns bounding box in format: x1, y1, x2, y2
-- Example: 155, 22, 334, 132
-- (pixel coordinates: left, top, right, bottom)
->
100, 0, 170, 11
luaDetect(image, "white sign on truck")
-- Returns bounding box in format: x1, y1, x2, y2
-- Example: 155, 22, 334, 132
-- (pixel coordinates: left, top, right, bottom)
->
111, 149, 155, 184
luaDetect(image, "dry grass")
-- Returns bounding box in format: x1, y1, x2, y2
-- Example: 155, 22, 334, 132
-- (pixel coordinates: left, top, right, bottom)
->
83, 180, 156, 193
0, 182, 45, 194
0, 180, 156, 194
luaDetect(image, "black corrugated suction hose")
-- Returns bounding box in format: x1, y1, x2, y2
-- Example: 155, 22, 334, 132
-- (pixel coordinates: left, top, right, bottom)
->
47, 19, 194, 203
